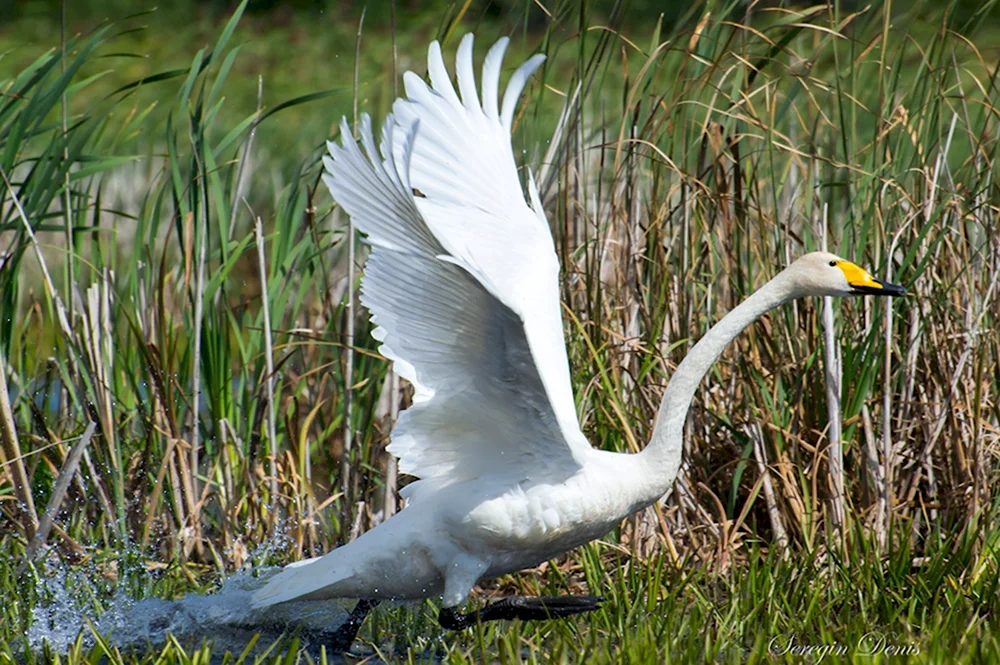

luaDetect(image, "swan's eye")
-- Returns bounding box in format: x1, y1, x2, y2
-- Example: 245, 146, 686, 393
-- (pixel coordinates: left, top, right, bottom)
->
828, 260, 837, 267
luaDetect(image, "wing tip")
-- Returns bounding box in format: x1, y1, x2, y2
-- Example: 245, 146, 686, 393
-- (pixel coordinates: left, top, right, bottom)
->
481, 36, 510, 122
500, 52, 547, 130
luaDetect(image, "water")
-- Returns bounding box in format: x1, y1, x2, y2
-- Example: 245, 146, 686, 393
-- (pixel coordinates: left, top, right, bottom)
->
25, 553, 369, 660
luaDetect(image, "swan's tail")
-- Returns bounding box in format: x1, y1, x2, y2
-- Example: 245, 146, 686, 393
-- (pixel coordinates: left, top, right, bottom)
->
251, 556, 335, 608
251, 506, 443, 608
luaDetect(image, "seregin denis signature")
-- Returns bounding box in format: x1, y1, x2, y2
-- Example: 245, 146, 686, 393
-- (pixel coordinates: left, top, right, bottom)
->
769, 631, 921, 660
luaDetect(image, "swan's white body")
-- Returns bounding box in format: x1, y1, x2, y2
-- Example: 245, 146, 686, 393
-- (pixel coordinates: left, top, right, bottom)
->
252, 34, 902, 612
258, 452, 649, 606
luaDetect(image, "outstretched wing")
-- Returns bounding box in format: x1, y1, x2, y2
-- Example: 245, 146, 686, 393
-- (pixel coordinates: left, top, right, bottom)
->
324, 34, 590, 501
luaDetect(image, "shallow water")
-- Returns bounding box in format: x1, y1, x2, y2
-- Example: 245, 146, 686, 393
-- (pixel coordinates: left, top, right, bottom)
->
26, 560, 371, 660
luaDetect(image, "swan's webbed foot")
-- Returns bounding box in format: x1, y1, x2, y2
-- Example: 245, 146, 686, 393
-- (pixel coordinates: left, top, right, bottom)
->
312, 598, 380, 652
438, 595, 604, 631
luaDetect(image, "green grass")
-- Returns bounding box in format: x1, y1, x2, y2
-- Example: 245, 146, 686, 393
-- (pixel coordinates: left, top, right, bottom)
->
0, 1, 579, 188
2, 0, 1000, 662
4, 524, 1000, 663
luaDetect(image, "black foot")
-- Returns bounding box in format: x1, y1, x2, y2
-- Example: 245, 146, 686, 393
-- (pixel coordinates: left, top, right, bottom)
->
311, 598, 380, 651
439, 595, 604, 631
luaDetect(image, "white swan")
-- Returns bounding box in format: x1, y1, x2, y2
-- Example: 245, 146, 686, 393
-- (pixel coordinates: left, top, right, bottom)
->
251, 34, 904, 646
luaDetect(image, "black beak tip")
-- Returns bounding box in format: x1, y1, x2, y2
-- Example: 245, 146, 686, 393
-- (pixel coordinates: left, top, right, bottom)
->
882, 281, 907, 297
851, 281, 906, 297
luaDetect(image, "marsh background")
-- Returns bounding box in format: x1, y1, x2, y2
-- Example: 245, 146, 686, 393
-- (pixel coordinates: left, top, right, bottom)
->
1, 0, 999, 662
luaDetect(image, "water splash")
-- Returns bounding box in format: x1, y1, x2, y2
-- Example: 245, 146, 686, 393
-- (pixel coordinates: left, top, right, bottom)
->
25, 544, 360, 659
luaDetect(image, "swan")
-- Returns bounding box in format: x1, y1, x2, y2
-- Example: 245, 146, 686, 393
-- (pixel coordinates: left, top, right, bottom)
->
251, 33, 905, 648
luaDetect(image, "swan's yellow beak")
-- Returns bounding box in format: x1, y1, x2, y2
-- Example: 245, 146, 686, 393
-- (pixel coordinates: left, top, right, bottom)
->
836, 261, 906, 297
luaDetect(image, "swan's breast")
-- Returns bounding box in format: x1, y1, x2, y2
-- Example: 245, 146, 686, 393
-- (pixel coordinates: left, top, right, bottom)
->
453, 463, 635, 556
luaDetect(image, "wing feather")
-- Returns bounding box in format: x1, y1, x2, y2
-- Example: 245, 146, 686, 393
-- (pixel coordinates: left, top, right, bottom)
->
480, 38, 508, 121
392, 35, 584, 446
501, 53, 546, 130
455, 36, 480, 115
324, 34, 591, 501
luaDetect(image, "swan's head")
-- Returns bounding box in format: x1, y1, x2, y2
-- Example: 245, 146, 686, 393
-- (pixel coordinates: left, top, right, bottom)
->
787, 251, 906, 298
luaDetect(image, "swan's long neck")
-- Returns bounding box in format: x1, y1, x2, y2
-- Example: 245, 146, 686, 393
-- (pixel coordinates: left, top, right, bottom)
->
634, 271, 799, 504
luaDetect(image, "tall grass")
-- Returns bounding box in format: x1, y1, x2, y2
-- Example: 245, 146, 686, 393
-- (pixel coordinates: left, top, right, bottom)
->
1, 0, 999, 660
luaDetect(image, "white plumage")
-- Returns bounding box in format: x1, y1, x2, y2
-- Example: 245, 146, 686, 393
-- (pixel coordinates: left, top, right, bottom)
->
252, 33, 905, 620
253, 33, 620, 610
